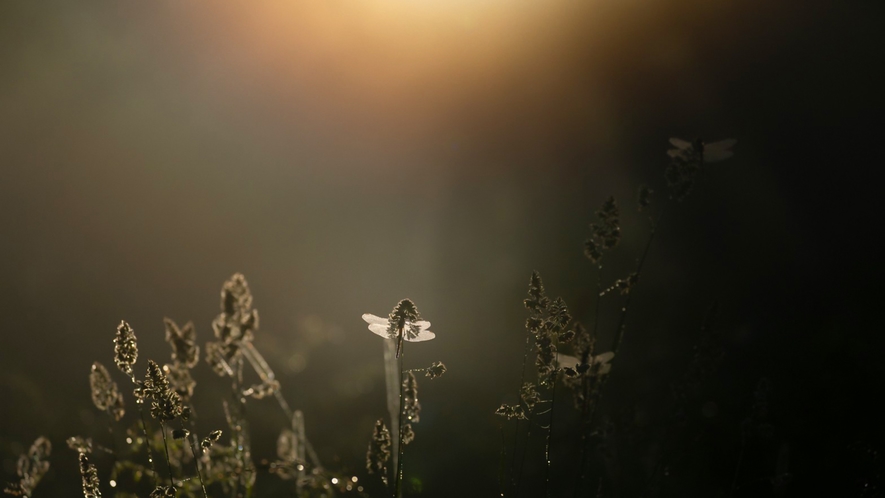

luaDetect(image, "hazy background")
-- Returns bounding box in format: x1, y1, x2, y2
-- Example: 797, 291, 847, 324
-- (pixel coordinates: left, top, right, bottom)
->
1, 0, 883, 496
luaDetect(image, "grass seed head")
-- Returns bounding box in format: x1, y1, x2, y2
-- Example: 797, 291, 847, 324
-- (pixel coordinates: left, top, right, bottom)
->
366, 420, 391, 478
89, 362, 125, 420
425, 361, 447, 379
113, 321, 138, 379
163, 318, 199, 368
78, 452, 101, 498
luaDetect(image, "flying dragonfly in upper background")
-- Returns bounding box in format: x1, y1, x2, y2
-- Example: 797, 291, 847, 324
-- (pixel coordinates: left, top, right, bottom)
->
362, 313, 435, 357
668, 137, 737, 164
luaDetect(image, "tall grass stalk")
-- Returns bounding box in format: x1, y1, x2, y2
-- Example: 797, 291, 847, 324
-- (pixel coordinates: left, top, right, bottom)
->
394, 345, 406, 498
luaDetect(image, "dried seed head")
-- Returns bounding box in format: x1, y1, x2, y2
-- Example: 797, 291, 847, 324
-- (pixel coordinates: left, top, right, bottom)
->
243, 379, 280, 399
546, 297, 572, 336
221, 273, 253, 316
388, 299, 422, 340
163, 363, 196, 400
205, 341, 237, 377
113, 321, 138, 379
213, 273, 259, 345
495, 404, 527, 420
403, 371, 421, 424
366, 419, 391, 477
149, 485, 176, 497
524, 271, 549, 314
144, 360, 182, 421
66, 436, 93, 454
90, 362, 125, 420
163, 318, 199, 368
601, 272, 640, 297
401, 424, 416, 445
201, 430, 223, 450
4, 437, 51, 497
520, 382, 541, 411
585, 197, 621, 262
79, 452, 101, 498
425, 361, 447, 379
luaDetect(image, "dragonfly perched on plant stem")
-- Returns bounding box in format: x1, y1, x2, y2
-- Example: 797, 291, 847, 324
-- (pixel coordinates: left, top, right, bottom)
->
668, 137, 737, 164
556, 351, 615, 376
362, 313, 435, 358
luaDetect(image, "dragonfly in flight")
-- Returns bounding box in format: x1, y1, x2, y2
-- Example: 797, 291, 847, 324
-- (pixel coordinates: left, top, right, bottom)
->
668, 138, 737, 164
362, 313, 435, 358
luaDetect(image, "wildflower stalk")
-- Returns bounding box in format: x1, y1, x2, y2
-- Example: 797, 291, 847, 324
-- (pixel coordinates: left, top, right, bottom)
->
180, 420, 209, 498
159, 422, 174, 488
544, 374, 557, 498
498, 423, 508, 496
611, 208, 665, 354
507, 331, 533, 496
241, 335, 324, 472
394, 346, 406, 498
573, 263, 602, 496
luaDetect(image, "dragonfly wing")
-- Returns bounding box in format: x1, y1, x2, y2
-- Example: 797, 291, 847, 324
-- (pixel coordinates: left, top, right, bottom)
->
362, 313, 388, 325
704, 150, 733, 162
669, 137, 693, 149
414, 320, 431, 329
594, 351, 615, 364
407, 330, 435, 342
706, 138, 736, 150
703, 139, 736, 162
556, 353, 580, 370
367, 323, 391, 338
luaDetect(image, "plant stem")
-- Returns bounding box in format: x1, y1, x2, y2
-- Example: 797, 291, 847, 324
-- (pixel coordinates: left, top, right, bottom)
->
159, 421, 174, 488
499, 423, 508, 497
514, 404, 537, 498
182, 420, 208, 498
393, 341, 406, 498
574, 263, 603, 497
508, 331, 534, 496
612, 209, 664, 354
729, 436, 746, 498
544, 375, 557, 498
136, 401, 159, 488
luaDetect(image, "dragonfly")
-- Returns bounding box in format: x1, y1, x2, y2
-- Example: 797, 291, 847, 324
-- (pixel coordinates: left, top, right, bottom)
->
362, 313, 435, 358
556, 351, 615, 376
668, 138, 737, 164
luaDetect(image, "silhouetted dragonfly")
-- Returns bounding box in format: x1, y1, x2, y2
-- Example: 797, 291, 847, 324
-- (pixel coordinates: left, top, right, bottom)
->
668, 138, 736, 164
556, 351, 615, 376
362, 313, 435, 357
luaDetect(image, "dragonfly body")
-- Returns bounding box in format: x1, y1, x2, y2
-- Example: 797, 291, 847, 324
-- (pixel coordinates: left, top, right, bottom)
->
668, 137, 737, 164
362, 313, 435, 358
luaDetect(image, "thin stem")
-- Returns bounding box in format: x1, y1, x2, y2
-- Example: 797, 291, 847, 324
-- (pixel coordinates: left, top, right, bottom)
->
103, 409, 119, 458
612, 208, 665, 354
729, 436, 746, 498
394, 346, 406, 498
574, 264, 603, 497
544, 375, 557, 498
159, 421, 174, 488
181, 420, 208, 498
136, 400, 159, 488
509, 331, 534, 496
514, 404, 537, 498
499, 423, 507, 498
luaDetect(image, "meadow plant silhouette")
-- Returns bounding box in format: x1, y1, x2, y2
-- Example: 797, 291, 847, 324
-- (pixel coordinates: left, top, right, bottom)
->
3, 137, 802, 498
